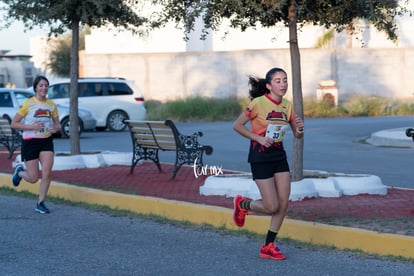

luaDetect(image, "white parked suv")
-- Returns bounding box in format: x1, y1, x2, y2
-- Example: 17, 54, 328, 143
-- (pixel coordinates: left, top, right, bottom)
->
48, 78, 147, 131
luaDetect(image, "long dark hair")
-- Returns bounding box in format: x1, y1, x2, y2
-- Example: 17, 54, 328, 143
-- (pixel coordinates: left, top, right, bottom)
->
33, 75, 49, 93
248, 67, 287, 99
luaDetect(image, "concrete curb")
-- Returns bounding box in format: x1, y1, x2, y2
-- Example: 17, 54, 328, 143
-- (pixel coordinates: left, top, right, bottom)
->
1, 173, 414, 259
201, 172, 387, 201
367, 127, 414, 148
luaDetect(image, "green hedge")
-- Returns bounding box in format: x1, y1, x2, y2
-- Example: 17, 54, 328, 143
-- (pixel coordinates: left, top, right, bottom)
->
145, 95, 414, 122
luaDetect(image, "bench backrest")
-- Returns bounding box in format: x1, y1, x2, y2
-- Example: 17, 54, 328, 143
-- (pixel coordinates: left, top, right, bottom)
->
0, 118, 15, 137
126, 120, 178, 151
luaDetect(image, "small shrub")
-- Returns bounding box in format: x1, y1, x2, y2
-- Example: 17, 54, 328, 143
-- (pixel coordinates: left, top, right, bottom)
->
145, 97, 242, 121
303, 98, 345, 118
145, 95, 414, 122
389, 100, 414, 115
342, 95, 389, 116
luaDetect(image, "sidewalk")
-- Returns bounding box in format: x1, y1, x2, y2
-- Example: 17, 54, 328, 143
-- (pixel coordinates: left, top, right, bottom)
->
1, 127, 414, 259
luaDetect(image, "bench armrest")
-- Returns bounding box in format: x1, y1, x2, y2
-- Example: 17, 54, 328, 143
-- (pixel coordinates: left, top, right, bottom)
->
177, 131, 212, 154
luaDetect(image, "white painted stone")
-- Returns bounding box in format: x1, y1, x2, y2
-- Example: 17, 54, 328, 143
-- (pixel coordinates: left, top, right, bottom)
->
53, 155, 85, 171
82, 154, 106, 168
101, 152, 132, 166
367, 128, 414, 148
332, 174, 387, 196
311, 178, 343, 198
200, 174, 254, 198
200, 172, 387, 201
291, 178, 320, 201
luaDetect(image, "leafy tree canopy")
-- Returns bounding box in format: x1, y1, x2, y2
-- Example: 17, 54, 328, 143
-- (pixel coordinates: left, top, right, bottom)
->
153, 0, 411, 42
1, 0, 149, 35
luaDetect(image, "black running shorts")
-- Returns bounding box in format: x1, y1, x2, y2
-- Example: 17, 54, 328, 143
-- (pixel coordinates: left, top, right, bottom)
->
21, 137, 54, 162
250, 159, 290, 180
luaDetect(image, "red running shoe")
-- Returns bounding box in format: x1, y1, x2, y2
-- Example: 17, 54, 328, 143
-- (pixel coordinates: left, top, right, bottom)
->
233, 195, 248, 227
259, 242, 286, 260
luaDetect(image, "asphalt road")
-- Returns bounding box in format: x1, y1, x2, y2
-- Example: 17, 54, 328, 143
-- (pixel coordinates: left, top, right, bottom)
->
1, 194, 414, 275
55, 115, 414, 188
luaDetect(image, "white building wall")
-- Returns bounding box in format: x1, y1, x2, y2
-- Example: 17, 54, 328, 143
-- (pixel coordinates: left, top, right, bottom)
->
85, 23, 333, 54
80, 48, 414, 102
85, 23, 187, 54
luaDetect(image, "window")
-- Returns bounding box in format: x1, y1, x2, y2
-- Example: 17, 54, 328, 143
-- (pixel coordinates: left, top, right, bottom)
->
107, 83, 133, 96
49, 84, 69, 99
79, 83, 95, 97
93, 83, 104, 96
0, 92, 13, 107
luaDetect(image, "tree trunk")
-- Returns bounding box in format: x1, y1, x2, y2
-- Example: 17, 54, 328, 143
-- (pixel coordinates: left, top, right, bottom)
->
69, 20, 81, 154
288, 0, 304, 181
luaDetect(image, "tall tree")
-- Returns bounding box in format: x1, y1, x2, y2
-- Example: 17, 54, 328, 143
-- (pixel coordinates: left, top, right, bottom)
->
48, 27, 90, 77
1, 0, 149, 154
153, 0, 410, 180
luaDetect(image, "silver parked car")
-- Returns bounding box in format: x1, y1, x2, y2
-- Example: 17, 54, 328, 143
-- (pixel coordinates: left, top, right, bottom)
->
48, 78, 146, 131
0, 88, 97, 138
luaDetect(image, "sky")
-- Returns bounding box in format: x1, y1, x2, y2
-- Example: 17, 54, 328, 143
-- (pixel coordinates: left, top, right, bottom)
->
0, 21, 48, 55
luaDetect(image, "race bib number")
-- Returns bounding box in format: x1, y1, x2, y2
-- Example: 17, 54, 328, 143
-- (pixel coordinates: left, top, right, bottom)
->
265, 124, 288, 143
34, 120, 51, 136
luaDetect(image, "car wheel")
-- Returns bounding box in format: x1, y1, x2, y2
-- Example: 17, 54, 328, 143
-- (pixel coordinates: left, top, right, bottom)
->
61, 117, 82, 138
107, 111, 128, 131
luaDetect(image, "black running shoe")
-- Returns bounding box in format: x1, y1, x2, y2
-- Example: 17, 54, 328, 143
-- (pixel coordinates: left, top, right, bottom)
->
35, 202, 50, 214
12, 164, 24, 187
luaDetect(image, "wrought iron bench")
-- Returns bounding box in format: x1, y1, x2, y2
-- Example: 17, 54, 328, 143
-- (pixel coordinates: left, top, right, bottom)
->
125, 120, 213, 179
0, 117, 22, 159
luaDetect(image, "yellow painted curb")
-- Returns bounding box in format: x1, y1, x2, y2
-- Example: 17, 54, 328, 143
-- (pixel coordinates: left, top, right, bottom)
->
280, 219, 414, 259
1, 173, 414, 259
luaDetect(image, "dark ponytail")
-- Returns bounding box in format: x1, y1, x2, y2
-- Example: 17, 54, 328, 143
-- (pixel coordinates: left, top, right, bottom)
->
248, 76, 268, 99
248, 67, 287, 99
